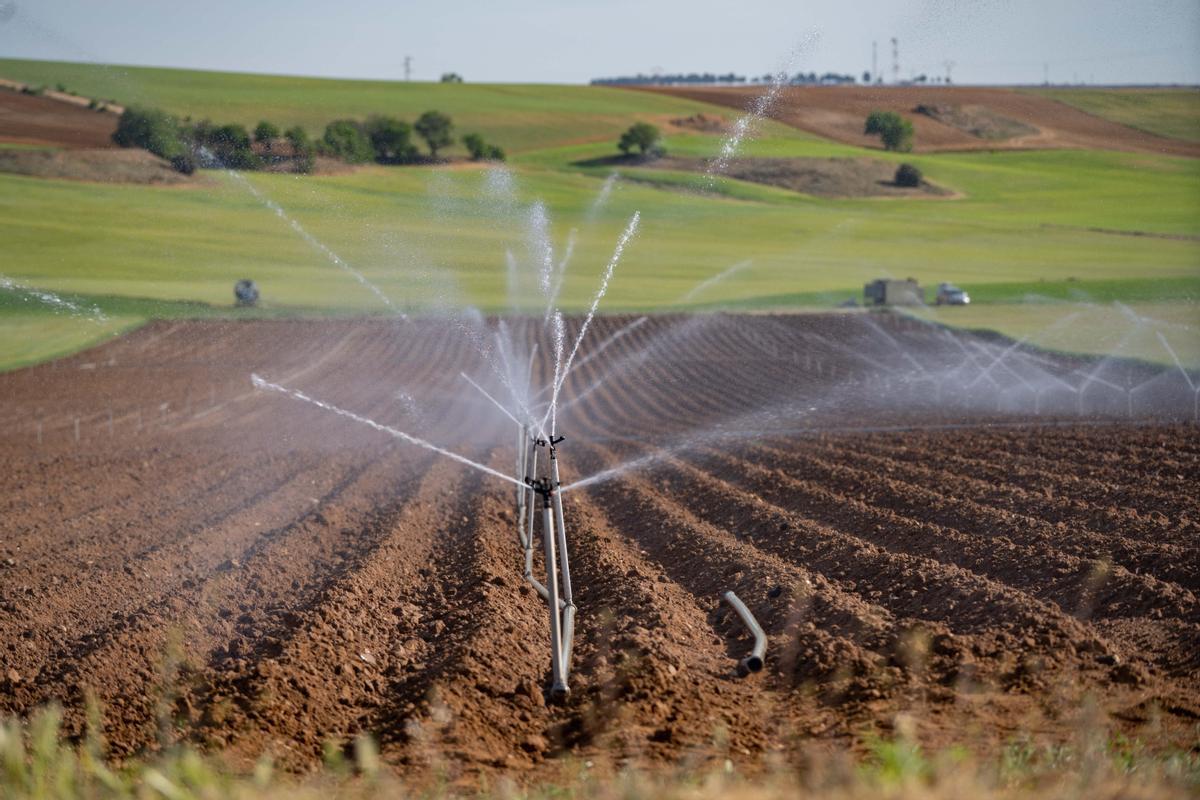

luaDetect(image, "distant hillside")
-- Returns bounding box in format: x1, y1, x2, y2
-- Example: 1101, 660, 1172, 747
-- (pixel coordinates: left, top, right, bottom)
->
643, 85, 1200, 157
0, 58, 722, 154
1027, 87, 1200, 144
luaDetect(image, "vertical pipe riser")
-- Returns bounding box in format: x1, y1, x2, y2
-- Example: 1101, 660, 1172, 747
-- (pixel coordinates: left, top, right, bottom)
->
550, 456, 575, 670
542, 503, 567, 694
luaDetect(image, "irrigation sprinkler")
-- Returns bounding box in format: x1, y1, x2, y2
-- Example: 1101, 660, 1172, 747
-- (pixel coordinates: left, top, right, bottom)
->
722, 591, 765, 676
525, 461, 576, 700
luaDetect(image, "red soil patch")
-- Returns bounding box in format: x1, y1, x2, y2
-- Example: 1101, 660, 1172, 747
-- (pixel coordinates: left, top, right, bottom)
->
0, 315, 1196, 785
0, 87, 118, 149
642, 86, 1200, 157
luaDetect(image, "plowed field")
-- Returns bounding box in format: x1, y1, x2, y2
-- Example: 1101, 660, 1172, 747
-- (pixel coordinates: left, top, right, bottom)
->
1, 314, 1197, 783
642, 85, 1200, 157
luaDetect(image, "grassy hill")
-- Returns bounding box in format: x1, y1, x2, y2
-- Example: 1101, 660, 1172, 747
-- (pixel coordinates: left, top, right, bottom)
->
1029, 87, 1200, 143
0, 58, 731, 154
0, 58, 1197, 370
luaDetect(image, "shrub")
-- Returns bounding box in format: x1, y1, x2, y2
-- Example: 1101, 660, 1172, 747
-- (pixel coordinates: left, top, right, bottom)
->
414, 111, 454, 158
209, 123, 259, 169
364, 115, 417, 163
170, 153, 196, 175
322, 119, 374, 164
284, 125, 315, 173
618, 122, 662, 156
440, 72, 464, 83
112, 106, 185, 161
894, 163, 922, 187
462, 132, 506, 161
253, 120, 281, 144
864, 110, 914, 152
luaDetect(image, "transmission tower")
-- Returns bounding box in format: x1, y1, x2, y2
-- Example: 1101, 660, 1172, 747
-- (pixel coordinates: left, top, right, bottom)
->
872, 41, 878, 83
890, 37, 900, 85
404, 55, 412, 82
943, 60, 955, 85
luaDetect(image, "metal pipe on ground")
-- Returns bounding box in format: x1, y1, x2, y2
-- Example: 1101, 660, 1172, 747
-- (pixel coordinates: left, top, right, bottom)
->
723, 591, 766, 676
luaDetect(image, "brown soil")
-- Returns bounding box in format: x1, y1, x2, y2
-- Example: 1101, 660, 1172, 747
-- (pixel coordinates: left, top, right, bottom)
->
670, 113, 727, 133
649, 155, 952, 198
0, 315, 1196, 786
0, 86, 118, 149
913, 103, 1038, 141
640, 86, 1200, 157
0, 147, 196, 184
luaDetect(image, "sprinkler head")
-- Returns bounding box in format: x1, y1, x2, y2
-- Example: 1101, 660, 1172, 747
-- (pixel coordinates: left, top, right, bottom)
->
525, 476, 558, 505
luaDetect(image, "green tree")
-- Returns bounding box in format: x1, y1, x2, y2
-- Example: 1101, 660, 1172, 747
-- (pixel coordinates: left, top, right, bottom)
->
285, 126, 315, 174
864, 110, 914, 152
254, 120, 280, 145
322, 119, 374, 164
461, 132, 506, 162
440, 73, 464, 83
112, 106, 185, 161
894, 163, 922, 187
211, 123, 259, 169
617, 122, 662, 156
364, 115, 417, 163
414, 111, 454, 158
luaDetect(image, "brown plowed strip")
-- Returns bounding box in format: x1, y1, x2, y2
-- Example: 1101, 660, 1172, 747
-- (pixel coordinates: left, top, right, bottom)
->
0, 86, 118, 148
639, 85, 1200, 157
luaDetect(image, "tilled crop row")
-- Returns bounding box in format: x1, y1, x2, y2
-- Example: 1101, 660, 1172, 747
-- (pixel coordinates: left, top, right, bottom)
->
0, 314, 1196, 782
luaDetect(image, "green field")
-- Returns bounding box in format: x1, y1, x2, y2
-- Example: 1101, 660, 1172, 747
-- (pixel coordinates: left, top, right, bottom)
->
1, 59, 1198, 371
0, 58, 737, 155
1028, 87, 1200, 143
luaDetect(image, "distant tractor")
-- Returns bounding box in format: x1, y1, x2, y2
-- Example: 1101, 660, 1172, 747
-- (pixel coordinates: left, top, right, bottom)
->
234, 279, 260, 307
935, 282, 970, 305
863, 278, 924, 306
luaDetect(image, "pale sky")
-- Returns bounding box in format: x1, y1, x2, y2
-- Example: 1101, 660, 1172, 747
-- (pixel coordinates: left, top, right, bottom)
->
2, 0, 1197, 85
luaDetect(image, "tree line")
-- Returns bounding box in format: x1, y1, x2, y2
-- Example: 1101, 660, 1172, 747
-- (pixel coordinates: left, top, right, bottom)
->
112, 107, 505, 174
591, 71, 859, 86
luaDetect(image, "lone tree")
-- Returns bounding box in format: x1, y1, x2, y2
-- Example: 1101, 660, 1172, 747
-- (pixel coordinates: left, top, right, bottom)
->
864, 110, 914, 152
440, 73, 464, 83
365, 115, 417, 163
415, 111, 454, 158
894, 163, 922, 187
617, 122, 662, 156
253, 120, 280, 145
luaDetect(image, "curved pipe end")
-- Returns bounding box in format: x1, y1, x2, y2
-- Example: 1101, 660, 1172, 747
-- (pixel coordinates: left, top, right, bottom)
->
739, 655, 764, 676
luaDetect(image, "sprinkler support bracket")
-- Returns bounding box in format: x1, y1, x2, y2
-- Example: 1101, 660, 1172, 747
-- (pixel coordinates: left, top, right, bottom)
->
525, 441, 576, 700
